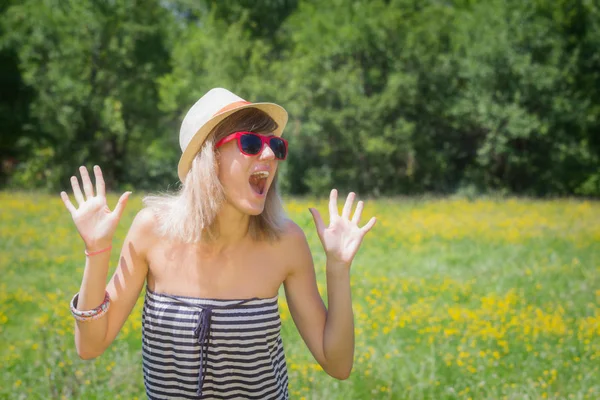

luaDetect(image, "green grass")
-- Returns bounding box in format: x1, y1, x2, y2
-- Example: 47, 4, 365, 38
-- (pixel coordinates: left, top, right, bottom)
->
0, 191, 599, 399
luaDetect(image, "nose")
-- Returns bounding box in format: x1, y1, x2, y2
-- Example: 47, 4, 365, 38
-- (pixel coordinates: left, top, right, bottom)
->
258, 142, 275, 161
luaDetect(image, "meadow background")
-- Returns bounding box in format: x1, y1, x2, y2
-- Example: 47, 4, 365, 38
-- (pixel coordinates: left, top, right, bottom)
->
1, 192, 599, 399
2, 0, 600, 399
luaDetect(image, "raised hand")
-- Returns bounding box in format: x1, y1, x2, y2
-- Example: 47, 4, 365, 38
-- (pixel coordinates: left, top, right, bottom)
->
60, 165, 131, 251
309, 189, 377, 268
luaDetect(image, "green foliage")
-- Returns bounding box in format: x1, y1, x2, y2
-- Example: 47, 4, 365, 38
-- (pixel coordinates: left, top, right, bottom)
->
1, 0, 599, 195
2, 0, 173, 190
445, 0, 600, 195
0, 0, 33, 186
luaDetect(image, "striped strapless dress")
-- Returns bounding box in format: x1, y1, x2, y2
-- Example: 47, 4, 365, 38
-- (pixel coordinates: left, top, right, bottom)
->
142, 288, 289, 399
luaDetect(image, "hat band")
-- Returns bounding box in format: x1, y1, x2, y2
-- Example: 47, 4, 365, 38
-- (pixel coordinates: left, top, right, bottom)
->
213, 101, 252, 117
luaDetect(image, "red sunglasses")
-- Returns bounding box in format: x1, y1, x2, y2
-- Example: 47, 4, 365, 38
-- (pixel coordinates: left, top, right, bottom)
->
215, 131, 288, 160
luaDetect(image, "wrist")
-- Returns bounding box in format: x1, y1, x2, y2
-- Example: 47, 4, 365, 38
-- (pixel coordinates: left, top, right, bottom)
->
84, 239, 112, 253
326, 260, 351, 276
84, 244, 112, 256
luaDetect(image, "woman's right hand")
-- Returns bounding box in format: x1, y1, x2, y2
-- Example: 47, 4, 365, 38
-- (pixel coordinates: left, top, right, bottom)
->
60, 165, 132, 251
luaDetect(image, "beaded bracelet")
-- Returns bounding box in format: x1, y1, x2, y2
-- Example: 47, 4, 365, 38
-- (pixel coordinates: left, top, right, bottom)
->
70, 291, 111, 322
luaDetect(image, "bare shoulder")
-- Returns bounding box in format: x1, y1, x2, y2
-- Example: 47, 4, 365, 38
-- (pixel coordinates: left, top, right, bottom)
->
280, 218, 309, 245
127, 207, 159, 250
133, 207, 158, 228
131, 207, 158, 233
279, 219, 313, 273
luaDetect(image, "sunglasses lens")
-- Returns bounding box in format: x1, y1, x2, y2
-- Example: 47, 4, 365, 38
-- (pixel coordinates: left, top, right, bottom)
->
269, 138, 287, 159
240, 134, 263, 155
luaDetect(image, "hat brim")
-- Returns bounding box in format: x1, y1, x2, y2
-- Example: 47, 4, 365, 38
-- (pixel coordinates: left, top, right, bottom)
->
177, 102, 288, 182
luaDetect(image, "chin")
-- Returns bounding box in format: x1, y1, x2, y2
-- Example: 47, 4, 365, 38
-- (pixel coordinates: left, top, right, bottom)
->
242, 200, 266, 216
242, 183, 271, 215
231, 196, 267, 216
224, 182, 271, 216
247, 208, 265, 216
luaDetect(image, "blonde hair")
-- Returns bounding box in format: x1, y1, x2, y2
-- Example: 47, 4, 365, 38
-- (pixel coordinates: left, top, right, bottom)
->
143, 108, 287, 243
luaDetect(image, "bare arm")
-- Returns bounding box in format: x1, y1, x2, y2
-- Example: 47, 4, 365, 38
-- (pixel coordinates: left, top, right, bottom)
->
283, 225, 355, 379
283, 190, 376, 379
60, 165, 153, 359
74, 209, 152, 359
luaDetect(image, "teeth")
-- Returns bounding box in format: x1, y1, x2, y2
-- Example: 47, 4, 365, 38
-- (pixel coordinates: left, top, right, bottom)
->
251, 171, 269, 179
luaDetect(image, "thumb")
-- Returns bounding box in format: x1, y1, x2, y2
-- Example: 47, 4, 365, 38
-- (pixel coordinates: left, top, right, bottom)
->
113, 191, 132, 221
309, 208, 325, 240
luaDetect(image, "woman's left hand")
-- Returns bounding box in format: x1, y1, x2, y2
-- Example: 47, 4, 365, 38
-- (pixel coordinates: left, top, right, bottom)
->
309, 189, 377, 268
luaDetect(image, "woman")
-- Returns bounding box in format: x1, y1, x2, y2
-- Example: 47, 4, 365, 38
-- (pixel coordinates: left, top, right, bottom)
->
60, 88, 376, 400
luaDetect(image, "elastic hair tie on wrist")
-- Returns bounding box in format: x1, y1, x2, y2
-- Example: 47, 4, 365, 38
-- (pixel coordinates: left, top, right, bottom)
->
85, 245, 112, 257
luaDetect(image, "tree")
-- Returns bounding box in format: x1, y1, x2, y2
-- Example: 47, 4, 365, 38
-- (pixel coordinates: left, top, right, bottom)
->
2, 0, 173, 190
0, 0, 33, 186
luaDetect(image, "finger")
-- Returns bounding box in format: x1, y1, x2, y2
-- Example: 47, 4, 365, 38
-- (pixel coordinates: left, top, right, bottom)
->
60, 191, 76, 214
79, 166, 94, 200
112, 191, 132, 221
341, 192, 355, 219
94, 165, 106, 197
352, 200, 364, 225
309, 208, 326, 238
361, 217, 377, 234
70, 176, 85, 205
328, 188, 339, 221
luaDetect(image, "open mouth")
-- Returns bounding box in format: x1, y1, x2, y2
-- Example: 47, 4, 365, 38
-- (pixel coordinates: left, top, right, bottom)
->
249, 171, 269, 195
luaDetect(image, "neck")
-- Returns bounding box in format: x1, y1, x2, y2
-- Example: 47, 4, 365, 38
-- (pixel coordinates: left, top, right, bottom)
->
202, 202, 250, 250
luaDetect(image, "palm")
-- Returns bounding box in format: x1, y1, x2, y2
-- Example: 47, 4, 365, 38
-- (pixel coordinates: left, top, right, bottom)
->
60, 165, 131, 250
319, 218, 365, 263
72, 196, 118, 243
310, 189, 377, 266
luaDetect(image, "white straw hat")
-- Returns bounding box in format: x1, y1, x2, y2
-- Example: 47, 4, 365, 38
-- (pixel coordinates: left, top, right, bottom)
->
177, 88, 288, 182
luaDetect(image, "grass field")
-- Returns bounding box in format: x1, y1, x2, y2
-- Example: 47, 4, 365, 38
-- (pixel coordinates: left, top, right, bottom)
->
0, 191, 599, 399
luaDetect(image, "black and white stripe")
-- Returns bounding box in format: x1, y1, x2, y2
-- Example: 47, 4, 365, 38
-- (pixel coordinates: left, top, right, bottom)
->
142, 288, 289, 400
